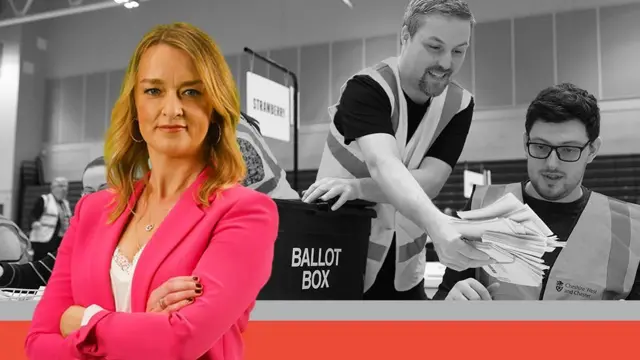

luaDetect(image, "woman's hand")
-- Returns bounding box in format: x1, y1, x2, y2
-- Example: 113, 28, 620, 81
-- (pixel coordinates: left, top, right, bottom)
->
59, 305, 86, 337
146, 276, 203, 313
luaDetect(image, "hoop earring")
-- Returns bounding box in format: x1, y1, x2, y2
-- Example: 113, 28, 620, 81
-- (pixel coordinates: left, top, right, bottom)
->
215, 123, 221, 145
131, 118, 144, 143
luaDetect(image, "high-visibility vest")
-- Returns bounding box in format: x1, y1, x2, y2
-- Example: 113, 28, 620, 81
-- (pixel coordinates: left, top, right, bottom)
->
237, 114, 300, 200
29, 193, 71, 243
0, 215, 32, 264
316, 57, 473, 292
471, 183, 640, 300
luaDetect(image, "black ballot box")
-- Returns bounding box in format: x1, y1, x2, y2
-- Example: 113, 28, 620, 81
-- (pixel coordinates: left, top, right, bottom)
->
258, 199, 377, 300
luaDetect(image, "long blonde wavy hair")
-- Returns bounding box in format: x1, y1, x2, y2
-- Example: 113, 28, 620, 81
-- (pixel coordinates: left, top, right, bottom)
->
103, 22, 246, 222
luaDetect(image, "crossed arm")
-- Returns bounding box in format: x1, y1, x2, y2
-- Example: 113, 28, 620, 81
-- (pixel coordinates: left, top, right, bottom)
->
24, 192, 279, 360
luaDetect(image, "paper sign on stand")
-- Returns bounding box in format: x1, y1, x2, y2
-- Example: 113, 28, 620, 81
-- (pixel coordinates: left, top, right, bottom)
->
246, 71, 292, 142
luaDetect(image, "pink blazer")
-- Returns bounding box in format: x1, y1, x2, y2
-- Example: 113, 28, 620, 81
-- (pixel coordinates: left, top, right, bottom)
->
25, 170, 279, 360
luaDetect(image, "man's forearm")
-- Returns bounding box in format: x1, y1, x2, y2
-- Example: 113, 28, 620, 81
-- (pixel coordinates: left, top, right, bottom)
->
367, 158, 444, 231
355, 169, 443, 204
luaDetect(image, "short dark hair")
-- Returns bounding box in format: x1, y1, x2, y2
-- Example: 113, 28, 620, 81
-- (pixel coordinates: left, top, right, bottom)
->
83, 156, 105, 173
525, 83, 600, 142
402, 0, 475, 41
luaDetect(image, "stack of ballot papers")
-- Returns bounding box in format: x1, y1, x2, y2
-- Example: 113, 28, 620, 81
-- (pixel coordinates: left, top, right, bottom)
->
447, 192, 565, 287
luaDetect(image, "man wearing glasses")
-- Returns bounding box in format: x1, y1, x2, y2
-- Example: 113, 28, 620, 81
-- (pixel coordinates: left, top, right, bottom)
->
434, 83, 640, 301
81, 156, 108, 196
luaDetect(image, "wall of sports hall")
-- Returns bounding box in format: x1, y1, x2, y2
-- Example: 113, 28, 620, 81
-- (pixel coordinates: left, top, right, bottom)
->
1, 0, 640, 221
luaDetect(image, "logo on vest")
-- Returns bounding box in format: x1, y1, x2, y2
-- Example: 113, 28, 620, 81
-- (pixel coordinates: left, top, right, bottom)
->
554, 280, 598, 299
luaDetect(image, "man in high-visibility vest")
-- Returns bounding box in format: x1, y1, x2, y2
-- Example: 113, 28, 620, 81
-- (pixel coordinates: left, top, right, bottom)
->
28, 177, 72, 262
302, 0, 493, 300
434, 83, 640, 300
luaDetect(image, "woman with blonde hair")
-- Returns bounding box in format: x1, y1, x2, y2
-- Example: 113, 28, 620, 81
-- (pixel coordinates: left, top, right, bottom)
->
25, 22, 279, 359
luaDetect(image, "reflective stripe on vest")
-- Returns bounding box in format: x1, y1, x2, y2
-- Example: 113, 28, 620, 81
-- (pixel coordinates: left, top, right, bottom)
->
325, 65, 466, 180
316, 56, 472, 292
237, 118, 299, 200
30, 194, 60, 243
472, 183, 640, 300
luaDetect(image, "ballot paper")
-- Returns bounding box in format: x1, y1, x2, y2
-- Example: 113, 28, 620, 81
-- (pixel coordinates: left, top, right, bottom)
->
450, 193, 564, 287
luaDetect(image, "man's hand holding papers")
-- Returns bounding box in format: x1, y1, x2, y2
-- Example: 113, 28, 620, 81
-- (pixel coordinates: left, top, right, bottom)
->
448, 193, 565, 287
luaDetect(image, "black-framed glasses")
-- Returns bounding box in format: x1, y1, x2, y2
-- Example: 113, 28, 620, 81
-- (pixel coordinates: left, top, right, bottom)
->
81, 183, 109, 197
526, 141, 591, 163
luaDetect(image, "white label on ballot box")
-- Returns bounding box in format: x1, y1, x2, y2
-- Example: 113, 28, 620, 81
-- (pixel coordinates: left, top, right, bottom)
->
291, 247, 343, 290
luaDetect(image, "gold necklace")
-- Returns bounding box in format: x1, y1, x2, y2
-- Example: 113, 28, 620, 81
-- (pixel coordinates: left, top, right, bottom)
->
142, 210, 155, 232
136, 172, 197, 234
140, 201, 174, 233
132, 202, 173, 252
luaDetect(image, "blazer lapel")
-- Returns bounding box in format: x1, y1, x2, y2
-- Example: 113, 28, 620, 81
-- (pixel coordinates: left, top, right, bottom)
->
90, 186, 143, 311
130, 170, 207, 311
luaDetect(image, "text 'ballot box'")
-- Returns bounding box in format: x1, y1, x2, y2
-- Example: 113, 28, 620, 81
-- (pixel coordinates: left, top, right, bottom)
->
258, 199, 376, 300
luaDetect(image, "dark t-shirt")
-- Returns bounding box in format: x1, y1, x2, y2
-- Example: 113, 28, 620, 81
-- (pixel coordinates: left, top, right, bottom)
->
333, 75, 474, 168
433, 182, 640, 300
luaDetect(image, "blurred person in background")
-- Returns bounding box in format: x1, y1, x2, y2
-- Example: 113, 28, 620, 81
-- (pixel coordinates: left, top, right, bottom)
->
0, 215, 32, 266
302, 0, 492, 300
28, 177, 72, 261
434, 83, 640, 301
238, 112, 299, 199
2, 157, 205, 319
26, 22, 278, 360
0, 158, 106, 290
80, 156, 110, 197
